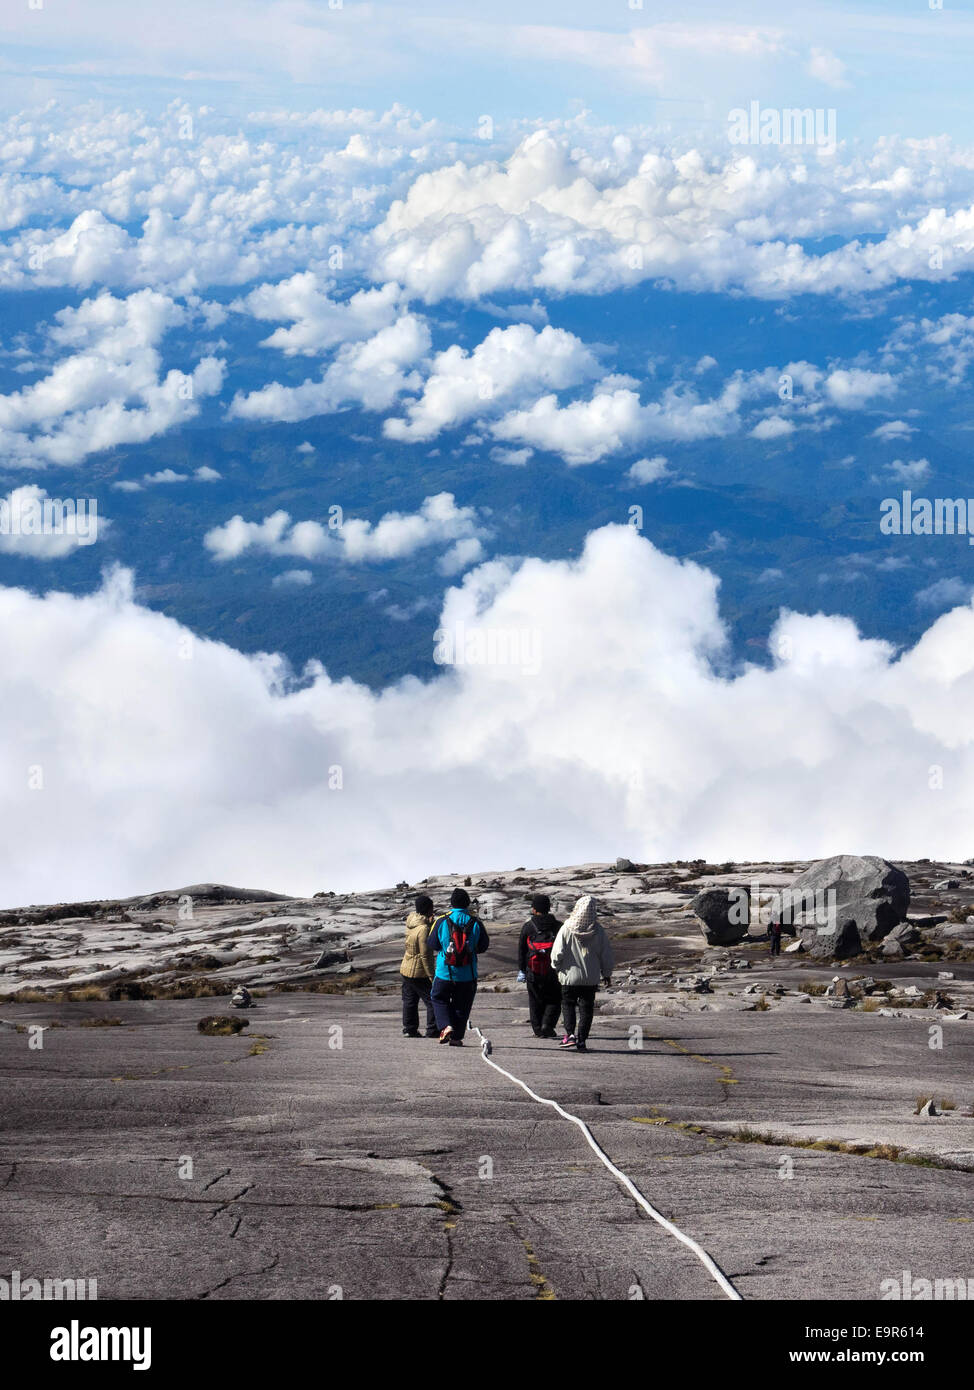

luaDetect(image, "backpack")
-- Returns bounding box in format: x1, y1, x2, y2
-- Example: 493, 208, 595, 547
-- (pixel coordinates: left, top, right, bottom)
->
526, 935, 554, 976
442, 915, 476, 974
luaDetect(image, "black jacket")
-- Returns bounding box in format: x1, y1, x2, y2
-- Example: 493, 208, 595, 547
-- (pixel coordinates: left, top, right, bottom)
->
518, 912, 561, 973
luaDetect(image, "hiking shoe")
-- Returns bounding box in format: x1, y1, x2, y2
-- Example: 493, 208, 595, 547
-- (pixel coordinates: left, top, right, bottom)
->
539, 1029, 556, 1038
575, 1041, 588, 1052
402, 1030, 420, 1038
559, 1034, 576, 1049
532, 1029, 544, 1038
438, 1026, 453, 1044
448, 1038, 464, 1047
424, 1030, 439, 1038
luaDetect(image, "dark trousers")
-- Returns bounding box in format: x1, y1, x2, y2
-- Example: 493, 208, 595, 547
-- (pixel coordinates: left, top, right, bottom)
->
561, 984, 597, 1044
526, 974, 562, 1035
400, 973, 436, 1034
769, 934, 782, 956
431, 977, 477, 1035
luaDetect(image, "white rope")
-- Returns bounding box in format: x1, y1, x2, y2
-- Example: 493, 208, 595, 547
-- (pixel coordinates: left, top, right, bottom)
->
466, 1020, 742, 1301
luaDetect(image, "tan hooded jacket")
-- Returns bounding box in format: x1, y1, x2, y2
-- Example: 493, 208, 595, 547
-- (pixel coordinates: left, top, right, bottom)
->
400, 912, 436, 980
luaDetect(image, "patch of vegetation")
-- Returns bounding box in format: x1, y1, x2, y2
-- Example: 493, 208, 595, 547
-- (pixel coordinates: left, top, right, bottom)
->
78, 1017, 124, 1028
621, 928, 658, 938
896, 991, 936, 1010
279, 971, 374, 994
197, 1015, 249, 1036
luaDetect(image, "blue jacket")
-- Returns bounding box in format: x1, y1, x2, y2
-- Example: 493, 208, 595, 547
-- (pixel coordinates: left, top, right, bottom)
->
431, 909, 490, 982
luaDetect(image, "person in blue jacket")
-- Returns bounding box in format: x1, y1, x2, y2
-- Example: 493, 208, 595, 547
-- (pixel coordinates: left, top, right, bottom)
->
429, 887, 490, 1046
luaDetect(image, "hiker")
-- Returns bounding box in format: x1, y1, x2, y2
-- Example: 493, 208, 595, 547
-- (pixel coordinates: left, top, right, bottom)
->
517, 894, 562, 1038
399, 895, 438, 1037
430, 888, 489, 1046
768, 919, 784, 957
550, 895, 613, 1053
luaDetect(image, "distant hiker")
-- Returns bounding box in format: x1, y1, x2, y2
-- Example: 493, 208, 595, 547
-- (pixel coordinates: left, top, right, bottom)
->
231, 985, 252, 1009
430, 888, 489, 1046
518, 894, 562, 1038
400, 895, 438, 1037
550, 895, 613, 1053
768, 919, 784, 957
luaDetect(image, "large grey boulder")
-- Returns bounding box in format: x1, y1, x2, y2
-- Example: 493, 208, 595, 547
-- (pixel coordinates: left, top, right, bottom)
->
690, 886, 750, 946
789, 855, 909, 955
806, 918, 861, 960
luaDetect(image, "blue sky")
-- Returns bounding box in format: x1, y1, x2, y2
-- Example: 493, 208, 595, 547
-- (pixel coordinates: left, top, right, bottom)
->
4, 1, 974, 141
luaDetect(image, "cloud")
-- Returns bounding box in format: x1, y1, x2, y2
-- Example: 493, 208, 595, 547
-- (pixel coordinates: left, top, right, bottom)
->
383, 323, 601, 443
823, 368, 896, 409
883, 312, 974, 386
272, 569, 313, 588
204, 492, 488, 570
236, 275, 405, 356
872, 420, 914, 441
807, 46, 850, 89
887, 457, 930, 483
627, 455, 669, 483
916, 576, 973, 608
491, 379, 742, 465
371, 128, 974, 304
7, 530, 974, 904
0, 289, 225, 467
750, 415, 795, 440
489, 445, 533, 466
228, 314, 430, 423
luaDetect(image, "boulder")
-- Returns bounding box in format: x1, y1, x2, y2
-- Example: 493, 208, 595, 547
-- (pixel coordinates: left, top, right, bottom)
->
882, 937, 905, 960
615, 857, 637, 872
790, 855, 909, 949
933, 879, 959, 892
803, 918, 861, 960
690, 886, 750, 946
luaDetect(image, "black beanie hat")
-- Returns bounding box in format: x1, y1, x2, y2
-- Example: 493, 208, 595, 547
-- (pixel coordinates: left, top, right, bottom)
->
531, 894, 551, 914
415, 894, 435, 917
450, 887, 471, 909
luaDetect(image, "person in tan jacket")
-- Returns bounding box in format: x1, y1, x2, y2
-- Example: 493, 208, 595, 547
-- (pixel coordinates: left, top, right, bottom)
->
400, 895, 438, 1037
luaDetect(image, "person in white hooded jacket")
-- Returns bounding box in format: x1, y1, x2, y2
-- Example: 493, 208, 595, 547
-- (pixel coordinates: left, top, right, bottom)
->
550, 895, 613, 1052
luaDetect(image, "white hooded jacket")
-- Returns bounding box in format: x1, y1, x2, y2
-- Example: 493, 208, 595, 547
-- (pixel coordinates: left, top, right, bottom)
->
550, 896, 614, 987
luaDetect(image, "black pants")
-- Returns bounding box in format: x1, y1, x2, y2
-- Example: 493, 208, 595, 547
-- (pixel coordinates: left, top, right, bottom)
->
769, 934, 782, 957
400, 973, 436, 1035
561, 985, 597, 1044
431, 978, 477, 1036
526, 974, 562, 1035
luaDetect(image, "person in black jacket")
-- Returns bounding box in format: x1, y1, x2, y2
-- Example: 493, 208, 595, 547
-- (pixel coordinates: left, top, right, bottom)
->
517, 894, 562, 1038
